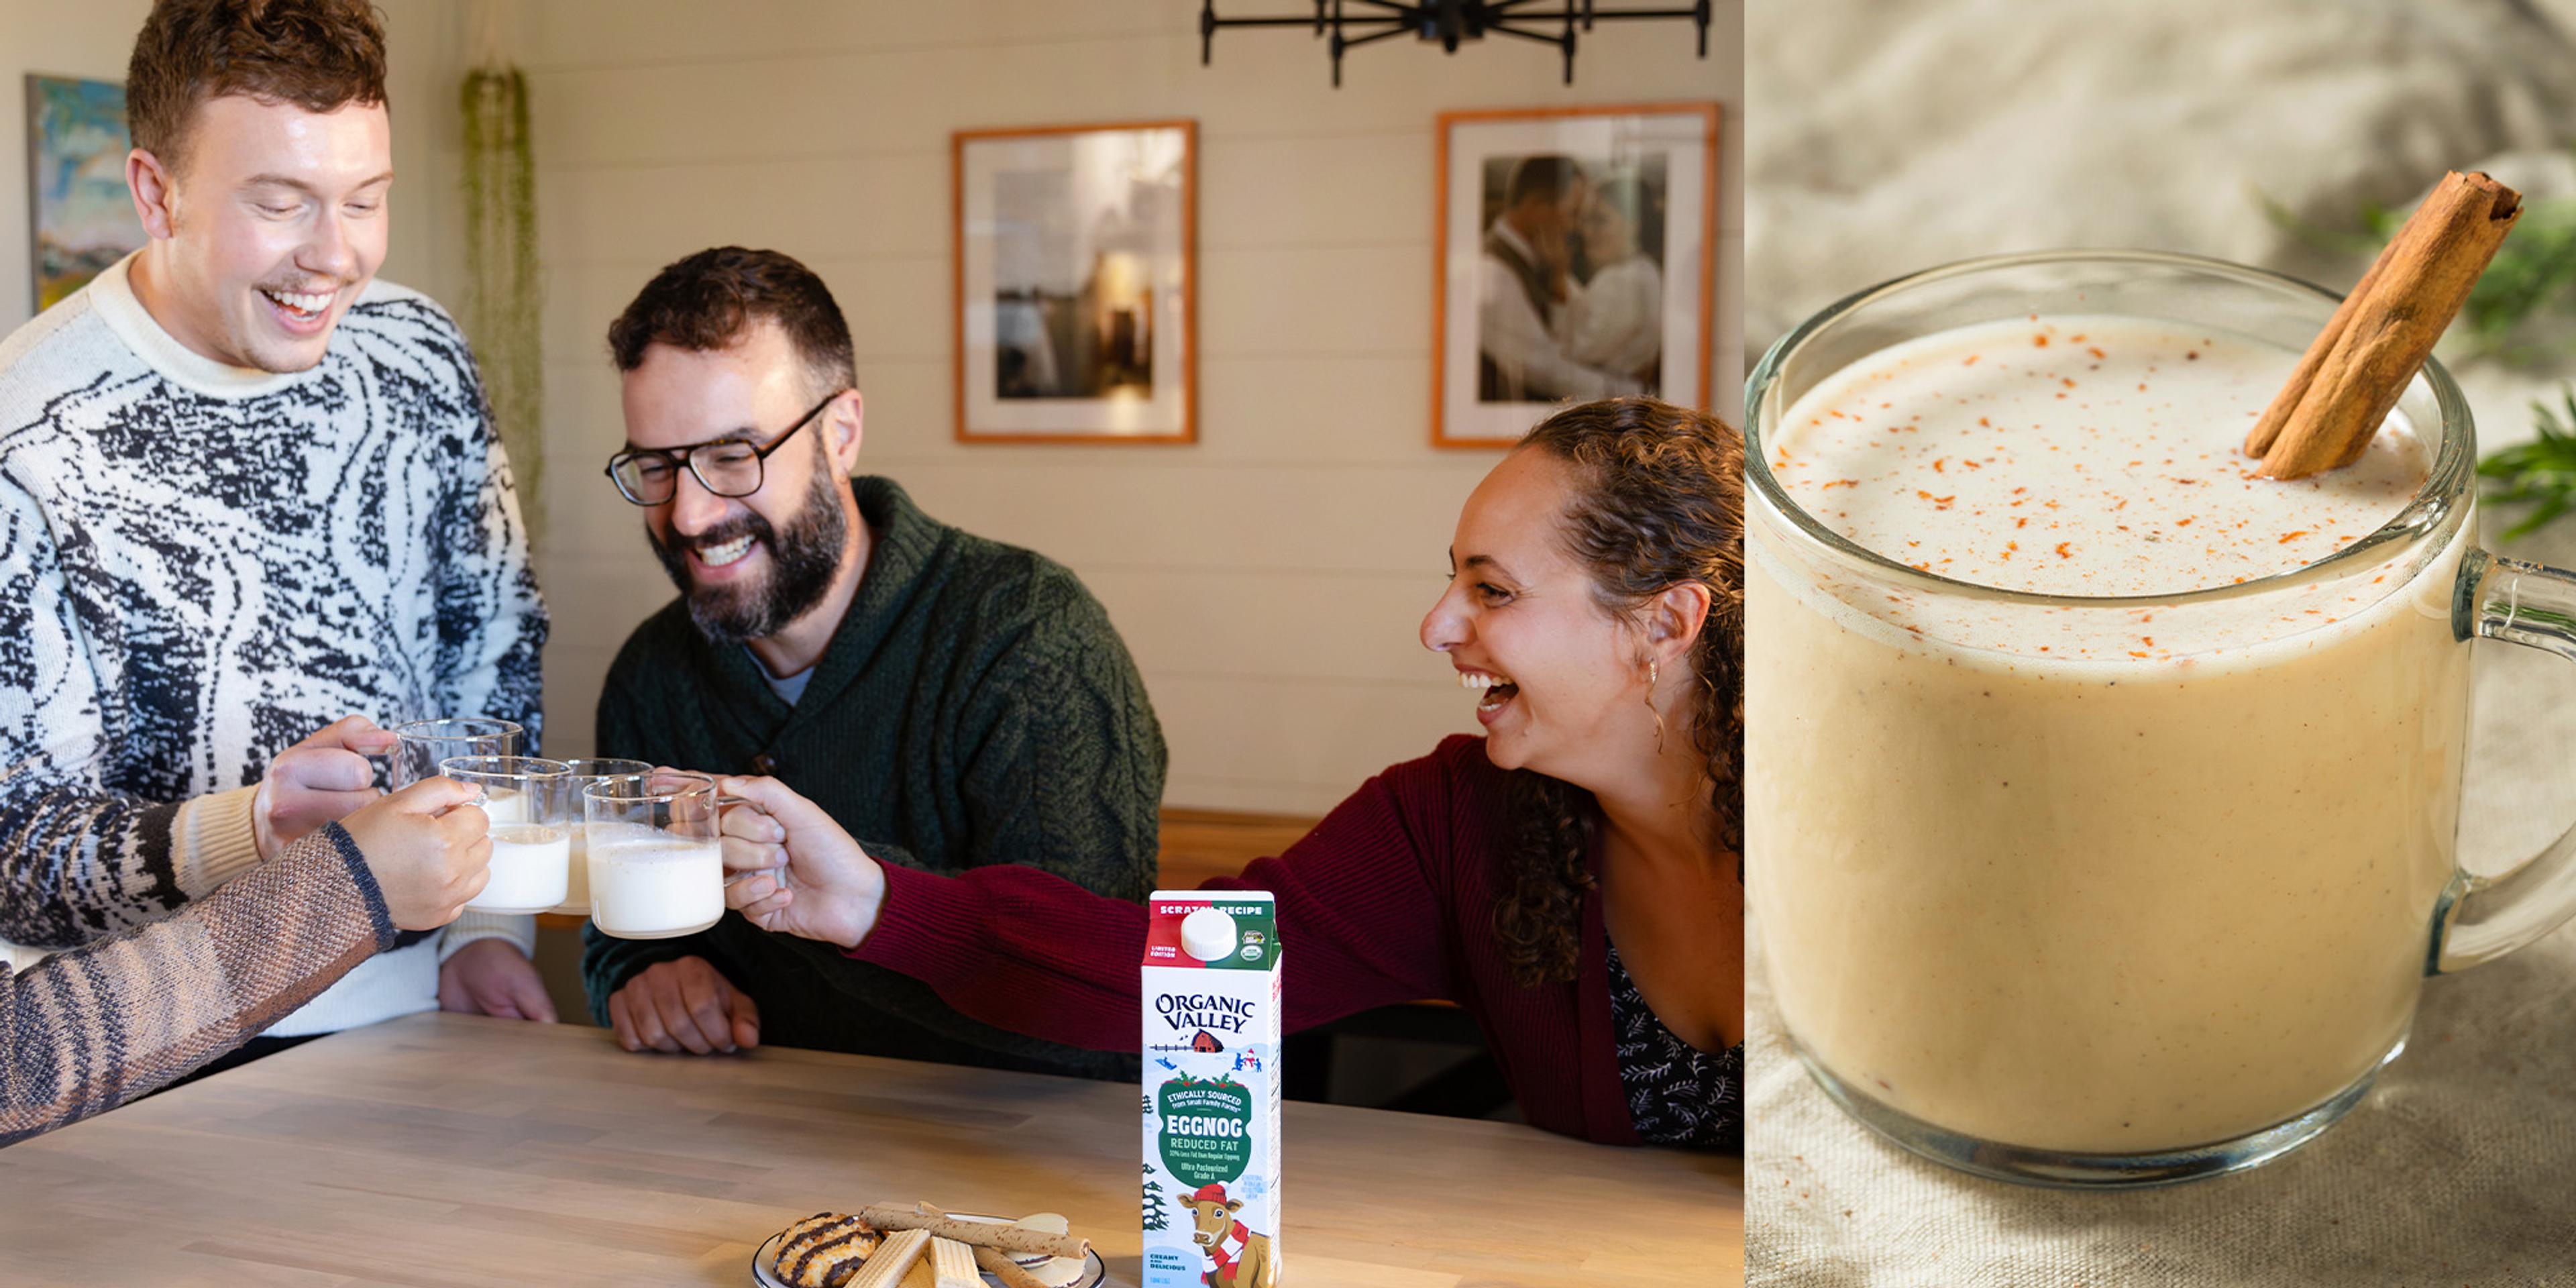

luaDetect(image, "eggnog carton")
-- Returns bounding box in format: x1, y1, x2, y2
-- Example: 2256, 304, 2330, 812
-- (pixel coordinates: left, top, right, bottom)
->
1140, 891, 1283, 1288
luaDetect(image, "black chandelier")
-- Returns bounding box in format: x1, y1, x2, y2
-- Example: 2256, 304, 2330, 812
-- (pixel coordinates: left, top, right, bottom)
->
1199, 0, 1715, 87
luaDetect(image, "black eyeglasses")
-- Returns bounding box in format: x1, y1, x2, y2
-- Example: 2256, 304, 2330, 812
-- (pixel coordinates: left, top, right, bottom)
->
603, 390, 846, 506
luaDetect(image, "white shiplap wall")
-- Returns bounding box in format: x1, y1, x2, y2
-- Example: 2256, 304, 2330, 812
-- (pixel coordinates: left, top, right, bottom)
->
470, 1, 1738, 814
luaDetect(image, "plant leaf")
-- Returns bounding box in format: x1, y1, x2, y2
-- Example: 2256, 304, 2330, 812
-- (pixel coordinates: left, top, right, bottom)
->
2481, 385, 2576, 537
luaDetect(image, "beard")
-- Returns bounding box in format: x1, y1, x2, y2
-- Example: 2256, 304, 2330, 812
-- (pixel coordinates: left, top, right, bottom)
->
647, 456, 850, 644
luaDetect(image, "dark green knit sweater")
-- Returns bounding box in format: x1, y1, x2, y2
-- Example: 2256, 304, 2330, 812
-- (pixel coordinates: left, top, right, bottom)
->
580, 476, 1163, 1080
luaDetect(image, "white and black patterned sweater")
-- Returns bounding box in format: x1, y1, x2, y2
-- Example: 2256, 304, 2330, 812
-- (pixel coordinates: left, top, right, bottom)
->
0, 254, 547, 1036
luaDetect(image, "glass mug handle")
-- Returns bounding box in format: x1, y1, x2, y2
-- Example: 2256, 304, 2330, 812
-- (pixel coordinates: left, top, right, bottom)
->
710, 794, 782, 888
2435, 548, 2576, 972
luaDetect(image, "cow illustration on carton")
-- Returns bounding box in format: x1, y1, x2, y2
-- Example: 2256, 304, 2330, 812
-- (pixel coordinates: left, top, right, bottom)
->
1181, 1181, 1278, 1288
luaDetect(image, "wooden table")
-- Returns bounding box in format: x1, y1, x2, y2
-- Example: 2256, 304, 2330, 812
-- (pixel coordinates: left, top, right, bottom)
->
0, 1014, 1742, 1286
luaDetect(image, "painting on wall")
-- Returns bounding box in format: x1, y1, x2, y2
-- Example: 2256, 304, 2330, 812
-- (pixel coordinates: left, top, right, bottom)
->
954, 119, 1195, 443
25, 74, 143, 313
1433, 103, 1719, 447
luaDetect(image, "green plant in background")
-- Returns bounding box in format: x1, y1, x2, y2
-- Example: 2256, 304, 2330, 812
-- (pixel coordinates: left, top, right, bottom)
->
461, 64, 543, 539
2461, 198, 2576, 354
2480, 385, 2576, 540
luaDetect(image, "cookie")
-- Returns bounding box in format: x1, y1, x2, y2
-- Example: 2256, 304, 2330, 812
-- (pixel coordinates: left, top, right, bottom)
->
773, 1212, 883, 1287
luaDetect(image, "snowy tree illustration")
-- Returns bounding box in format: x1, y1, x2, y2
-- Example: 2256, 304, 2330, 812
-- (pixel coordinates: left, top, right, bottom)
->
1141, 1164, 1171, 1232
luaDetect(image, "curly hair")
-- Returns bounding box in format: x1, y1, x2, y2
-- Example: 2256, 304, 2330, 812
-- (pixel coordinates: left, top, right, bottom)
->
1493, 397, 1743, 988
127, 0, 389, 170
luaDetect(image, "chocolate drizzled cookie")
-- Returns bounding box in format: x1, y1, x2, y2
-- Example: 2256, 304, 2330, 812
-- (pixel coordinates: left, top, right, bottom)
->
772, 1212, 883, 1287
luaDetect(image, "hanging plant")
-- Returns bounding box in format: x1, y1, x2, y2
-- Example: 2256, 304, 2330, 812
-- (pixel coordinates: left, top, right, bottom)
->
460, 62, 543, 537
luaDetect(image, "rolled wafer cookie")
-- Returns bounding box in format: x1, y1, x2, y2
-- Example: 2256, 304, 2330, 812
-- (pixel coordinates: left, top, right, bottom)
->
844, 1228, 931, 1288
929, 1237, 979, 1288
857, 1206, 1088, 1261
971, 1246, 1055, 1288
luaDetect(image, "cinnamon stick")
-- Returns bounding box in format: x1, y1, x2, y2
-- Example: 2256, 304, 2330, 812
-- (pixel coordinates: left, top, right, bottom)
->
2244, 170, 2522, 480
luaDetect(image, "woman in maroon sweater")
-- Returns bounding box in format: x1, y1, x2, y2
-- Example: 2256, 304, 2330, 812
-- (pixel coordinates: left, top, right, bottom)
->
717, 398, 1739, 1150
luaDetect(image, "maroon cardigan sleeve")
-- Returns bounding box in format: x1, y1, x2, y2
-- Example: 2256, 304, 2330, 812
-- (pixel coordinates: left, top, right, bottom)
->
850, 739, 1470, 1051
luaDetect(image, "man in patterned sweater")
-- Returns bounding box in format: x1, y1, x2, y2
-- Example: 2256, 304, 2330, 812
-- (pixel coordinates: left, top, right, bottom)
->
0, 0, 551, 1057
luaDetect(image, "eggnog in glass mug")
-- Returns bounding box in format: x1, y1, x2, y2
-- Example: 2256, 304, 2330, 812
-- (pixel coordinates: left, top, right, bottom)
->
1744, 250, 2576, 1187
440, 755, 574, 915
549, 758, 652, 916
584, 769, 727, 941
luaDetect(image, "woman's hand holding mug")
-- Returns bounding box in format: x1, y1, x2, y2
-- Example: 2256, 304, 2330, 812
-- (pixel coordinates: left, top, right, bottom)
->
716, 775, 885, 951
339, 775, 492, 932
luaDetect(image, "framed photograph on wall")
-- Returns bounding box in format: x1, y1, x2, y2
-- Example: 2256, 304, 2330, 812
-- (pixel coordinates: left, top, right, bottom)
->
25, 74, 144, 313
1432, 103, 1719, 448
953, 119, 1196, 444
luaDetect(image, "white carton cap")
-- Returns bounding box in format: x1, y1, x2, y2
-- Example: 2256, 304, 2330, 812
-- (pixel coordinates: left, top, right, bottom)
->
1179, 906, 1239, 963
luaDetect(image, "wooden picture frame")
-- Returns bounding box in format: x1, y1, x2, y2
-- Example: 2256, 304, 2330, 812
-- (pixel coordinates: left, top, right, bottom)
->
1431, 102, 1720, 449
953, 119, 1198, 445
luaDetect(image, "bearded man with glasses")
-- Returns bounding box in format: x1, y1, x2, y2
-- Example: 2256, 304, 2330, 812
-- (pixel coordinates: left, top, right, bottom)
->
583, 247, 1161, 1080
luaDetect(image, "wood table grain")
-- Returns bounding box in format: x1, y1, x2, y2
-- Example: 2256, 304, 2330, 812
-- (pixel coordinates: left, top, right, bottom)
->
0, 1013, 1741, 1287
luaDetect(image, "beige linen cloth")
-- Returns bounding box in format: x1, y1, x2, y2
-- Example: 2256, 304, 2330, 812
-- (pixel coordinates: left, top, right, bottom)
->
1748, 1, 2576, 1282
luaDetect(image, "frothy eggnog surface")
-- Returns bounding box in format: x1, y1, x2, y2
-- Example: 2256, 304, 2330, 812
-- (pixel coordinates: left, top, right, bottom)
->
1772, 315, 2430, 647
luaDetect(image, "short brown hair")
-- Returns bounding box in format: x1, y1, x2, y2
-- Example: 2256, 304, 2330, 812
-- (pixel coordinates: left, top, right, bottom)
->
127, 0, 389, 168
607, 247, 857, 397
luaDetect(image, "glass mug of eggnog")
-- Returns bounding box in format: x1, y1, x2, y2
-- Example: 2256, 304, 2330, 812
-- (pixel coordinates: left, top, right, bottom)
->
1745, 250, 2576, 1187
584, 770, 729, 940
441, 756, 575, 914
549, 759, 652, 917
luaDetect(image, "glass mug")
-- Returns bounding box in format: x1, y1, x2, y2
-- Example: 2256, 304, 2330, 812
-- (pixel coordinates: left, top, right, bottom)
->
549, 759, 653, 917
1744, 250, 2576, 1187
583, 770, 728, 941
440, 756, 573, 915
390, 718, 523, 790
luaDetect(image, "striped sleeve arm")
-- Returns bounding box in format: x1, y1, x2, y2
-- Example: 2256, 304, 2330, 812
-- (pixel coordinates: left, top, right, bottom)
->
0, 822, 394, 1146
